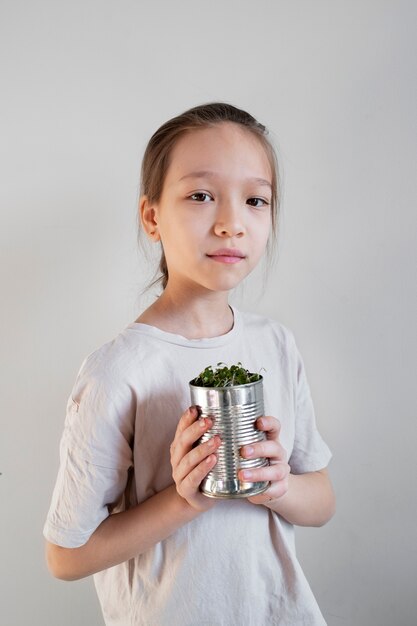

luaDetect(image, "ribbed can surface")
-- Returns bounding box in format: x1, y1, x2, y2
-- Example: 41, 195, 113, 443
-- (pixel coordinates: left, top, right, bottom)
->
189, 377, 270, 498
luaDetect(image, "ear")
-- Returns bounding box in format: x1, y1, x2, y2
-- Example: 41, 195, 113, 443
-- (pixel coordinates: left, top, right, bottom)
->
139, 195, 161, 242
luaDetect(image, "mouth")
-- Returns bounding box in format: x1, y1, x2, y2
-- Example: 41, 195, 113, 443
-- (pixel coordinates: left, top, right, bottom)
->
206, 248, 246, 264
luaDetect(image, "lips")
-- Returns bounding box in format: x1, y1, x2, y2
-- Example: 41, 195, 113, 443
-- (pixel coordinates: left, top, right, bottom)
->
207, 248, 246, 264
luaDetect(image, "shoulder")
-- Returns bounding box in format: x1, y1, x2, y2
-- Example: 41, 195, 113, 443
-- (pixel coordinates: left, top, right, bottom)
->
70, 326, 146, 403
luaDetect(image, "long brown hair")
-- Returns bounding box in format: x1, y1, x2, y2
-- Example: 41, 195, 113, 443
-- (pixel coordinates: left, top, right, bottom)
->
138, 102, 281, 291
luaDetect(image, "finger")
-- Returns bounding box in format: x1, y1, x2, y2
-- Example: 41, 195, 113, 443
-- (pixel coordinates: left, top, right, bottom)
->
171, 416, 213, 467
238, 461, 290, 483
171, 407, 210, 456
174, 435, 222, 484
247, 479, 289, 505
255, 415, 281, 436
248, 477, 289, 505
175, 406, 200, 435
240, 439, 287, 461
179, 452, 219, 497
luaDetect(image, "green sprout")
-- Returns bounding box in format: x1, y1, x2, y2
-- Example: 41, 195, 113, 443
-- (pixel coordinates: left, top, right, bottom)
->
190, 362, 265, 388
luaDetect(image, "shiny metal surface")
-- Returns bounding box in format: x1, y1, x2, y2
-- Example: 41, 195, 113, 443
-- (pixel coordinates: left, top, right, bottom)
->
189, 377, 270, 498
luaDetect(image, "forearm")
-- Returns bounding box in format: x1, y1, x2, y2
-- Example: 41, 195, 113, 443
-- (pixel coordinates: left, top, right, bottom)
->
46, 484, 199, 581
267, 469, 336, 527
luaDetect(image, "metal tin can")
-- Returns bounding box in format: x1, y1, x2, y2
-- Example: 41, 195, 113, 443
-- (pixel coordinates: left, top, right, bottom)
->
189, 377, 270, 498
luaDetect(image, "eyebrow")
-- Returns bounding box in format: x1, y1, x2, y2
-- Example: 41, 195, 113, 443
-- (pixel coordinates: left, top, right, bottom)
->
178, 170, 272, 189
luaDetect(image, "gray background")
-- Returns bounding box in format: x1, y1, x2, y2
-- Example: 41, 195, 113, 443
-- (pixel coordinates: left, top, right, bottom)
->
1, 1, 416, 624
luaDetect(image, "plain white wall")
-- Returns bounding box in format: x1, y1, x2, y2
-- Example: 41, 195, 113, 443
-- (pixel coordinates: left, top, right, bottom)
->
1, 1, 416, 624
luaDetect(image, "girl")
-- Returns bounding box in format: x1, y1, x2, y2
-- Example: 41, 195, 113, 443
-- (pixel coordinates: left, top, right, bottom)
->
44, 102, 335, 625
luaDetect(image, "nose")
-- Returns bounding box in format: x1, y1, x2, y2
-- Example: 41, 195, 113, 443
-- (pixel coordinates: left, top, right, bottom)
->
213, 199, 245, 238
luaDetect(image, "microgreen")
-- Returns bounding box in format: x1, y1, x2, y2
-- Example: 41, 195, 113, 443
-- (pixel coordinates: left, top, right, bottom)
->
190, 362, 264, 388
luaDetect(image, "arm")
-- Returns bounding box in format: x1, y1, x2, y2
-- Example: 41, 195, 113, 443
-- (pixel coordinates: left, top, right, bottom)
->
46, 484, 198, 581
46, 406, 221, 581
239, 416, 336, 527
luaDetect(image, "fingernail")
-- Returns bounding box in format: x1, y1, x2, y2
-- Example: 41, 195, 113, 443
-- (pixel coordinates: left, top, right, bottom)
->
242, 470, 252, 479
245, 446, 254, 456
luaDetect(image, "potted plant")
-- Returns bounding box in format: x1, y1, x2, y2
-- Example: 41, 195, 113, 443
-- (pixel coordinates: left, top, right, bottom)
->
189, 362, 269, 498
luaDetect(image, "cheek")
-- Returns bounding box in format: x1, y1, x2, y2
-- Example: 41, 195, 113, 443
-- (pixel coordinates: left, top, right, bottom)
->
159, 220, 185, 245
255, 218, 272, 248
160, 222, 202, 261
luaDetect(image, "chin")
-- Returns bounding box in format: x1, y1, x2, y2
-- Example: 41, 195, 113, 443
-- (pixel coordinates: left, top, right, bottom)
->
203, 277, 246, 293
187, 267, 252, 293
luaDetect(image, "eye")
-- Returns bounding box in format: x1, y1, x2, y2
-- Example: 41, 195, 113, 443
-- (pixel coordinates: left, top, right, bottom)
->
189, 192, 212, 202
247, 197, 270, 208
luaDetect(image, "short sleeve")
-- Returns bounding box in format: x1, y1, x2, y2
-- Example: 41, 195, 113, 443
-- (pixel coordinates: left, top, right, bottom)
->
43, 355, 135, 548
288, 336, 332, 474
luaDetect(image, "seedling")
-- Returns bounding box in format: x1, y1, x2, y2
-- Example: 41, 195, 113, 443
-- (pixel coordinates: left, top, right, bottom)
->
190, 362, 264, 388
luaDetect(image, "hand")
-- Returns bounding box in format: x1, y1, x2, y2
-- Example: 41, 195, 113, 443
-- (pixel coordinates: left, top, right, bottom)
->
170, 406, 222, 512
238, 416, 290, 506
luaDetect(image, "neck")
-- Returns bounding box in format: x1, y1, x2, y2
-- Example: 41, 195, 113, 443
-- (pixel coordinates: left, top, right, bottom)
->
137, 286, 234, 339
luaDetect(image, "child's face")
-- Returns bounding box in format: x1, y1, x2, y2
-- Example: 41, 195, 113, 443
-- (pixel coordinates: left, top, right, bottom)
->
147, 121, 272, 294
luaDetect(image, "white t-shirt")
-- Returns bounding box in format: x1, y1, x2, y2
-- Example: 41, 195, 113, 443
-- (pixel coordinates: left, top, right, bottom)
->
44, 306, 332, 626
